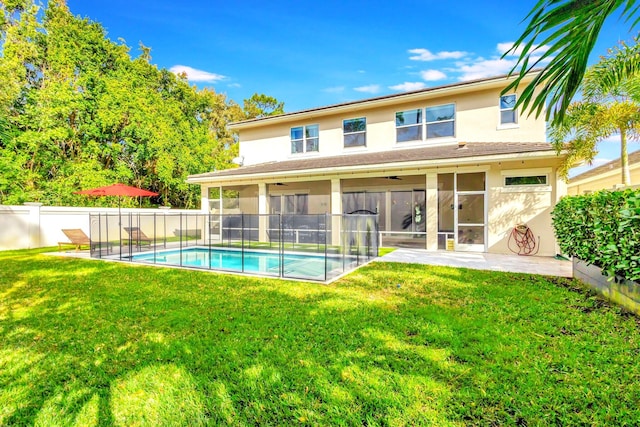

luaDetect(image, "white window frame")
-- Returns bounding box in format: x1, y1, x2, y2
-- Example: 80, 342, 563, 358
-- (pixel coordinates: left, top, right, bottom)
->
395, 108, 423, 143
425, 103, 456, 140
290, 124, 319, 154
499, 94, 518, 128
343, 117, 367, 148
500, 168, 552, 192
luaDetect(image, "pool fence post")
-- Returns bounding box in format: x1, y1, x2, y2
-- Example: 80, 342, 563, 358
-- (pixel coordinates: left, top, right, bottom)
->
179, 212, 183, 267
97, 213, 101, 259
324, 213, 328, 281
153, 213, 157, 264
241, 213, 245, 273
356, 216, 361, 265
342, 215, 346, 273
128, 212, 133, 257
279, 213, 284, 278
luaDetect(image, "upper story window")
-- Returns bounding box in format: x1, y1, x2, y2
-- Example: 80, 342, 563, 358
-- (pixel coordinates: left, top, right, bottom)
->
396, 109, 422, 142
426, 104, 455, 139
343, 117, 366, 147
291, 124, 319, 154
500, 94, 517, 125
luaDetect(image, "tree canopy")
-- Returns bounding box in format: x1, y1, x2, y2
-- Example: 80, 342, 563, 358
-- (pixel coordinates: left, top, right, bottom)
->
0, 0, 283, 208
503, 0, 640, 124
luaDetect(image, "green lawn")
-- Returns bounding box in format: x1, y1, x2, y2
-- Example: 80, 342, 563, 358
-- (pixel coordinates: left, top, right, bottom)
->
1, 249, 638, 426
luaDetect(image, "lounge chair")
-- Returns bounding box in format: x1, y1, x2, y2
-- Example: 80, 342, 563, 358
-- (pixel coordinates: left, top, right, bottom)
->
58, 229, 113, 252
123, 227, 152, 247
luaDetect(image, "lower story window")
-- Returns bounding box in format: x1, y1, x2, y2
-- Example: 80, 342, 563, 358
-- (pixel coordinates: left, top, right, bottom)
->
505, 175, 547, 186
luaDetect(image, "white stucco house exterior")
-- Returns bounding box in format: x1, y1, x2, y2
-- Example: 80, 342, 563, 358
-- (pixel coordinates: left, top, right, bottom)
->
187, 72, 566, 256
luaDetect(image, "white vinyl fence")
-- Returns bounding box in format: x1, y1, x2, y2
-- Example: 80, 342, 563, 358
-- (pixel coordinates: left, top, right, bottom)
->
0, 203, 200, 250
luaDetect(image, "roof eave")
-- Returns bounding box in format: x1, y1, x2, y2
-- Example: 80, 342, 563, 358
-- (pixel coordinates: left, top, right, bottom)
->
187, 149, 561, 184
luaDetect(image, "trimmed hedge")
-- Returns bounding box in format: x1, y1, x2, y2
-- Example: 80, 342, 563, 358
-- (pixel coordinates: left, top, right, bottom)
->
552, 189, 640, 282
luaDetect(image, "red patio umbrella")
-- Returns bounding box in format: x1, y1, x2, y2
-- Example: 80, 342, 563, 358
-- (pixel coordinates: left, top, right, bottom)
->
74, 183, 158, 198
74, 183, 159, 244
74, 183, 158, 212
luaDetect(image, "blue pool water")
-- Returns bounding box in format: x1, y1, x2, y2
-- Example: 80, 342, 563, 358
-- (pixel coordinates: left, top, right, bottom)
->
131, 247, 349, 280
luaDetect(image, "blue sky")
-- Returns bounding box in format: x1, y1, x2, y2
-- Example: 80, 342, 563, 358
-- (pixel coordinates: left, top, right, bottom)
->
65, 0, 637, 175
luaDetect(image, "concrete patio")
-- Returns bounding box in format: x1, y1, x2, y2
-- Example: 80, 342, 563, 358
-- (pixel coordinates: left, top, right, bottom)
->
380, 249, 572, 277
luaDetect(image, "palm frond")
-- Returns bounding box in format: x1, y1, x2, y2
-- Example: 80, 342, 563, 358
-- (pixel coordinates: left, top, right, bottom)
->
503, 0, 639, 125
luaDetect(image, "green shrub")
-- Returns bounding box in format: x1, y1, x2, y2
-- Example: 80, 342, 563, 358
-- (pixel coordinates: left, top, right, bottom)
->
552, 189, 640, 282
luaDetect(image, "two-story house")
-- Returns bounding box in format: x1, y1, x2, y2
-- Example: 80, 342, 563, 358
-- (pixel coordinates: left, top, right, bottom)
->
187, 72, 566, 256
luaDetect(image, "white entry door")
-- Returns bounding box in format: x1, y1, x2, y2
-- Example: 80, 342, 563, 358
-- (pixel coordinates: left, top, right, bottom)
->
455, 172, 486, 252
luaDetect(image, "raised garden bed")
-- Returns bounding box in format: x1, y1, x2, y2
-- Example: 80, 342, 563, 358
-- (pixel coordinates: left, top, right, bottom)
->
573, 258, 640, 316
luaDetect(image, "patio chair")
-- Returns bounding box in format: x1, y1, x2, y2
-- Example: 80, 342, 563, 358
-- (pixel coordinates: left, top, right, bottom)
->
123, 227, 152, 247
58, 229, 113, 252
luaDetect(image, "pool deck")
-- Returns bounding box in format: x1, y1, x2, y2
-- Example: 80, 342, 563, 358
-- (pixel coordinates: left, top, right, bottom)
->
379, 249, 572, 277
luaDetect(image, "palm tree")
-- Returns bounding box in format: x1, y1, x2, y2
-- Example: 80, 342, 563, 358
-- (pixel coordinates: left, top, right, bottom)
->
550, 51, 640, 184
503, 0, 639, 124
584, 37, 640, 102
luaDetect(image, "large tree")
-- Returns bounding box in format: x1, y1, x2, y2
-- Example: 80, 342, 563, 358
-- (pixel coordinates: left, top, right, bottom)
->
550, 46, 640, 184
242, 93, 285, 119
0, 0, 280, 208
503, 0, 640, 123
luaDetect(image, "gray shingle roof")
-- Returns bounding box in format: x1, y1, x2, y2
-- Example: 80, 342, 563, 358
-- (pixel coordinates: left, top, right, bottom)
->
188, 142, 555, 180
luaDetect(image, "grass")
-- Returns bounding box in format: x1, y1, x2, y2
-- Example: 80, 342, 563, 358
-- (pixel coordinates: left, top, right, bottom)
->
1, 249, 638, 426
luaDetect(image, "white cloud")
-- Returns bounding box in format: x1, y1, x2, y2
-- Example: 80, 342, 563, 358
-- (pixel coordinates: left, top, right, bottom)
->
456, 51, 552, 81
409, 48, 468, 61
354, 84, 381, 94
323, 86, 345, 93
600, 135, 622, 144
456, 58, 518, 81
420, 69, 447, 81
389, 82, 427, 92
169, 65, 225, 82
227, 83, 241, 88
497, 41, 551, 57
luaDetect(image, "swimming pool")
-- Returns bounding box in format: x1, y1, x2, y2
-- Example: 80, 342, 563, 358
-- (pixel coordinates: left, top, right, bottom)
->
131, 247, 355, 281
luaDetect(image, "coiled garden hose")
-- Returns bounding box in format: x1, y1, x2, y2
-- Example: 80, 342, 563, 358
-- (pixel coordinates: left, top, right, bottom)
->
508, 224, 539, 256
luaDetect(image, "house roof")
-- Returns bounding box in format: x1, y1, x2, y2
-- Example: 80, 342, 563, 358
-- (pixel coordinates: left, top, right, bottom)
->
229, 71, 539, 130
569, 150, 640, 183
187, 142, 556, 183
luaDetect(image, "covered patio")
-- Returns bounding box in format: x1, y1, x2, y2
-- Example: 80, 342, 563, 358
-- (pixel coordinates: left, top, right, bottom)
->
188, 141, 564, 256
